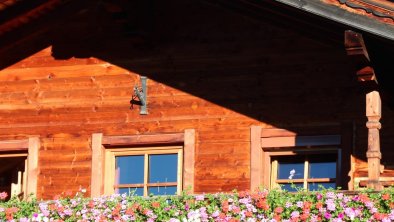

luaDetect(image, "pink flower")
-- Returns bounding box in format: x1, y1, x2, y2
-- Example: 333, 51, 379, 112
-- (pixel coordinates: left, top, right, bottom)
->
195, 194, 205, 201
0, 192, 8, 200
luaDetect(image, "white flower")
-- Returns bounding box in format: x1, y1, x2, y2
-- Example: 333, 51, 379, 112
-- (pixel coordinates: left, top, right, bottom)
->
288, 169, 296, 179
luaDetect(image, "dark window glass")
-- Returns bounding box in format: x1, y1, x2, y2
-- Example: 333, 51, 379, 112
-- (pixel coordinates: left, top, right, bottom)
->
277, 156, 304, 180
0, 156, 26, 200
116, 155, 144, 184
148, 186, 177, 195
149, 154, 178, 183
309, 155, 336, 179
308, 182, 336, 191
117, 187, 144, 196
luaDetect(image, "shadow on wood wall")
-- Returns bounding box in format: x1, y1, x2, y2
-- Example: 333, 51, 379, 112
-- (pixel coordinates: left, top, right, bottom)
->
1, 0, 394, 187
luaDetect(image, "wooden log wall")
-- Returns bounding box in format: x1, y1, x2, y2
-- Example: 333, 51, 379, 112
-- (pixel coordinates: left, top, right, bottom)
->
0, 0, 394, 199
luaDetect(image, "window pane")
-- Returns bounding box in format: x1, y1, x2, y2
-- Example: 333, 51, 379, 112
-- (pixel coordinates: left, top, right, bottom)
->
0, 156, 26, 200
149, 154, 178, 183
277, 156, 304, 179
279, 183, 303, 192
148, 186, 177, 195
308, 182, 336, 191
117, 187, 144, 196
309, 155, 336, 179
115, 155, 144, 184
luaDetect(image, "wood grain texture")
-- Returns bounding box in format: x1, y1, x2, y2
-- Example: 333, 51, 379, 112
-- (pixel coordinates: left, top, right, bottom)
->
1, 0, 394, 198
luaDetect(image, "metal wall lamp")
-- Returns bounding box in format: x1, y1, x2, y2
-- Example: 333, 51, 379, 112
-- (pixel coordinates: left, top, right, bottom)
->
130, 76, 148, 115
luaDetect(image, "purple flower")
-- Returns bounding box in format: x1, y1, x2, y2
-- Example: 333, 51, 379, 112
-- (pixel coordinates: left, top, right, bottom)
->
389, 210, 394, 220
310, 214, 319, 222
324, 212, 332, 219
325, 199, 336, 211
296, 201, 303, 208
291, 211, 300, 219
187, 209, 200, 220
195, 194, 205, 201
200, 207, 208, 220
239, 197, 250, 205
326, 192, 335, 199
364, 201, 374, 209
211, 210, 220, 218
344, 207, 359, 220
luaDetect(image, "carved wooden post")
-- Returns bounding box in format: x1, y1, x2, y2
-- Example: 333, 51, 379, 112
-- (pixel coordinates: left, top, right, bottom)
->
366, 91, 383, 190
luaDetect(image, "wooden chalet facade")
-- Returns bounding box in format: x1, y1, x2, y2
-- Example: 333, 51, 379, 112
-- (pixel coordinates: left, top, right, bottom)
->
0, 0, 394, 200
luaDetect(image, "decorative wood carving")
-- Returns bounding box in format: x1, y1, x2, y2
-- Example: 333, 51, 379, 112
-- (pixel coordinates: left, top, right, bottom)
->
338, 0, 394, 21
344, 30, 378, 84
366, 91, 383, 190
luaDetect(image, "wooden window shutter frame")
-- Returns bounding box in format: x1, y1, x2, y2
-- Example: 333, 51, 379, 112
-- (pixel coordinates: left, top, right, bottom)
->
91, 129, 195, 197
0, 137, 40, 199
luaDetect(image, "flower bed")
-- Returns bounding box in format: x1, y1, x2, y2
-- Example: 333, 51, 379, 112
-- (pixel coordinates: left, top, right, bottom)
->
0, 188, 394, 221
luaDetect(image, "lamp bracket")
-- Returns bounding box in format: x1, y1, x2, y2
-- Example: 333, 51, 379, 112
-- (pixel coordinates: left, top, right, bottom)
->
130, 76, 148, 115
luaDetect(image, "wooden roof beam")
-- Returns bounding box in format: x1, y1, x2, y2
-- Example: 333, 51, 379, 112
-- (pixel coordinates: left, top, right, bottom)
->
344, 30, 378, 83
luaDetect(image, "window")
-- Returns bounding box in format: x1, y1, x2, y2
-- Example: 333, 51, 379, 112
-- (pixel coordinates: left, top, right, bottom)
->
91, 130, 195, 197
0, 138, 39, 199
0, 154, 27, 200
270, 150, 339, 191
250, 126, 345, 191
105, 146, 182, 196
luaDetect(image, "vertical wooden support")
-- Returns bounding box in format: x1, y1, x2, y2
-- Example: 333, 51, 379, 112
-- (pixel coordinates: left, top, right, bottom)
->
91, 133, 104, 197
250, 126, 263, 190
366, 91, 383, 190
27, 137, 39, 198
183, 129, 195, 193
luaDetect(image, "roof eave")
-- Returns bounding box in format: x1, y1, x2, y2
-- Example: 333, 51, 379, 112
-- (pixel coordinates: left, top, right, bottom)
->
274, 0, 394, 41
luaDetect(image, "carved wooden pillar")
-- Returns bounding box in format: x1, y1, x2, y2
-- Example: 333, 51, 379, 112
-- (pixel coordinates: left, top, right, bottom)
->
366, 91, 383, 190
345, 30, 384, 190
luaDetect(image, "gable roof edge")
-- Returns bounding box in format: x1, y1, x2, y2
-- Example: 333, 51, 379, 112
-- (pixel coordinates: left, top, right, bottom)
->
274, 0, 394, 41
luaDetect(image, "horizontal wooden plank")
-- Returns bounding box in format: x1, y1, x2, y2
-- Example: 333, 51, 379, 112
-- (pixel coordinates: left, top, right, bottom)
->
0, 116, 259, 138
195, 180, 249, 192
195, 166, 249, 179
0, 139, 29, 151
102, 133, 184, 146
0, 63, 133, 81
261, 137, 296, 148
261, 128, 297, 138
39, 167, 91, 174
0, 74, 136, 94
196, 153, 249, 166
197, 142, 250, 155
